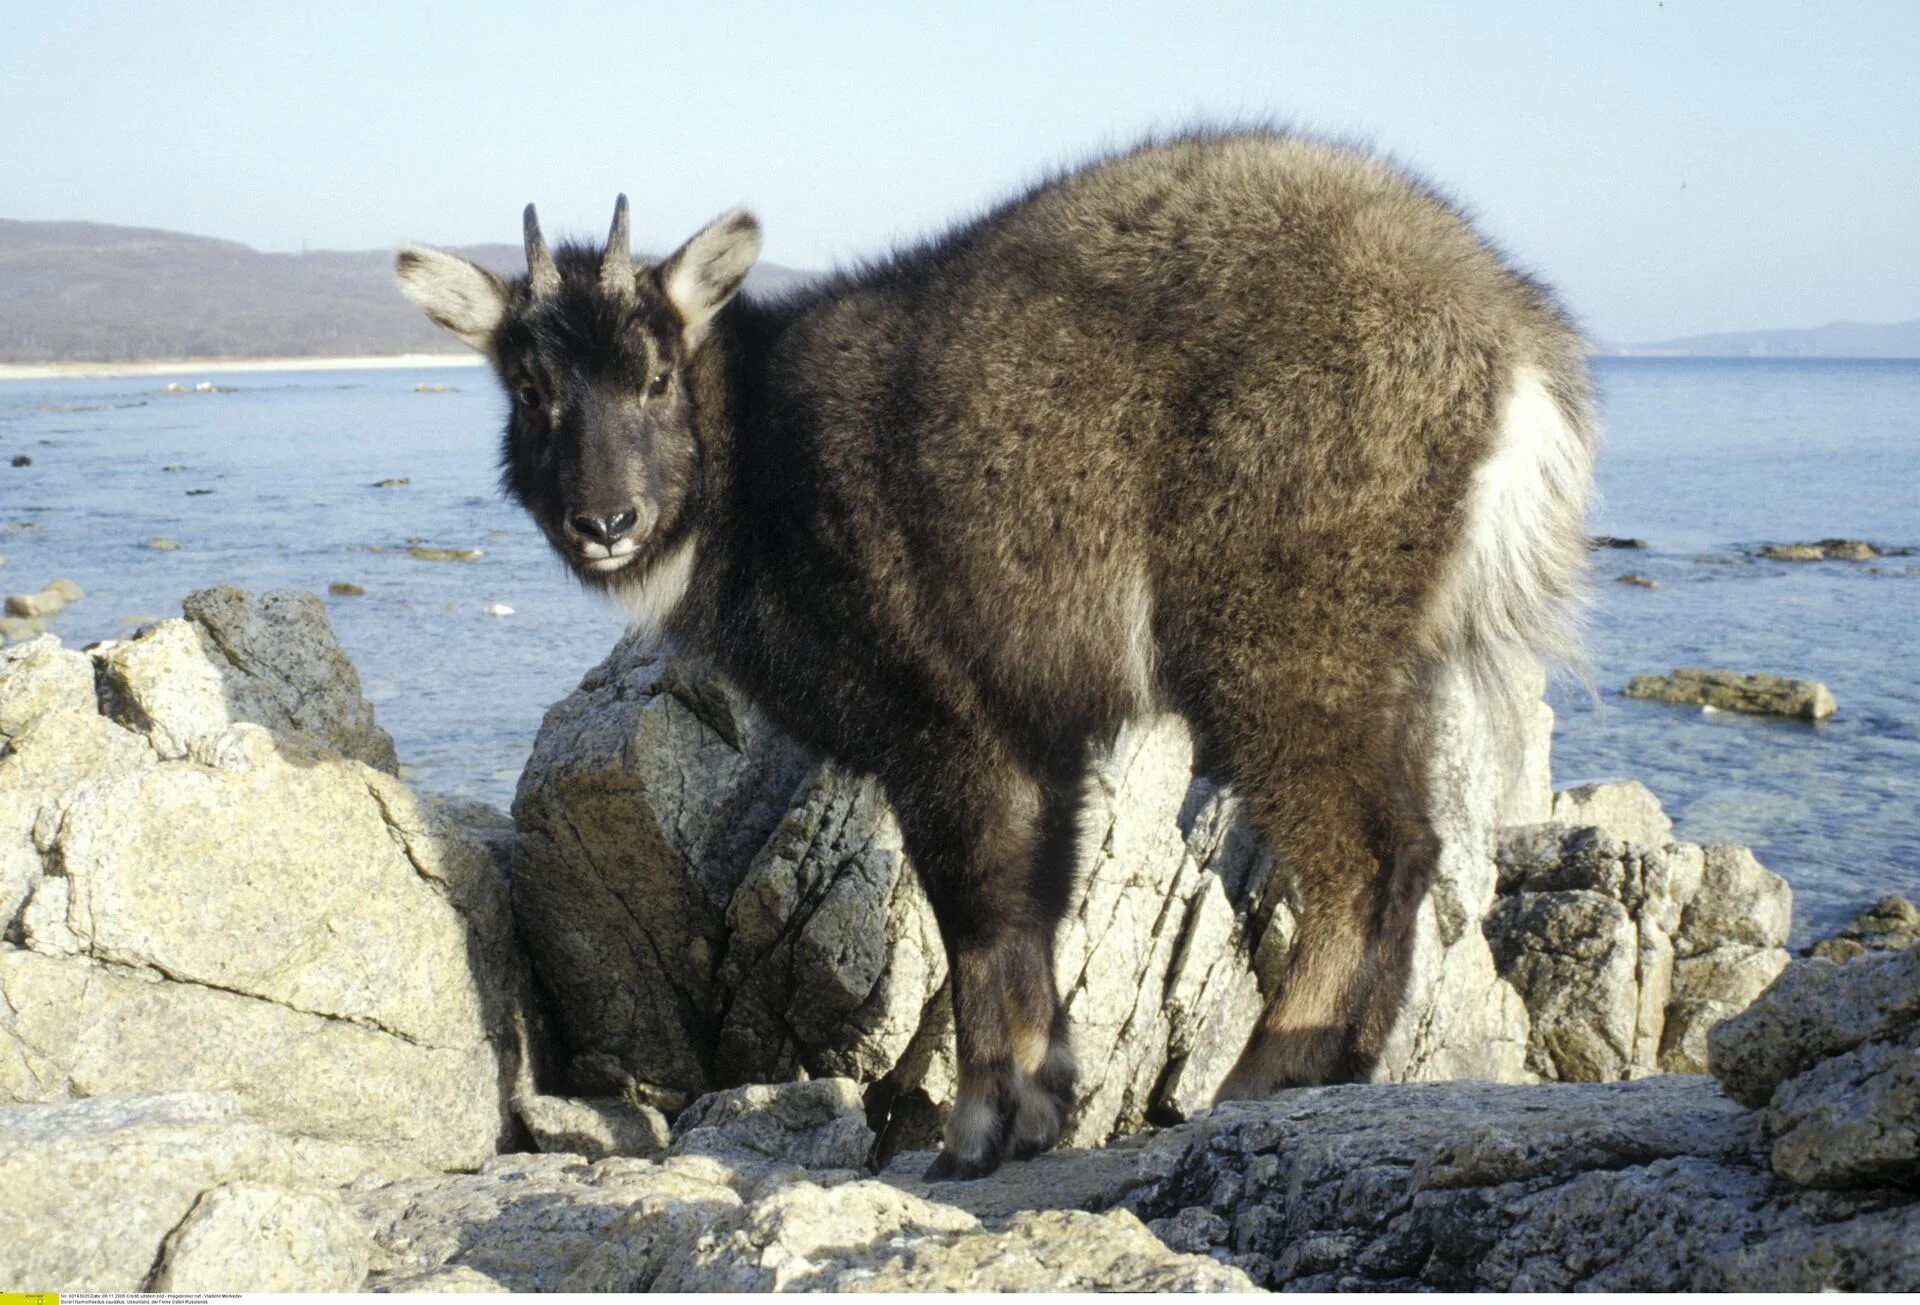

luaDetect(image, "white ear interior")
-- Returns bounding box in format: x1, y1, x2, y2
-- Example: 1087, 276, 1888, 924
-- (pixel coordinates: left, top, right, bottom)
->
660, 209, 762, 347
394, 246, 508, 354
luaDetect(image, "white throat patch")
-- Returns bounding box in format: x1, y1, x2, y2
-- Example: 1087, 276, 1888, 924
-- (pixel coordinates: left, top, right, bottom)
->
614, 532, 700, 638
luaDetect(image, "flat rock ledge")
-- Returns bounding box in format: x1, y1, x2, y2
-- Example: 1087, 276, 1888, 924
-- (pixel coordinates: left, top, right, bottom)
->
1624, 666, 1837, 720
9, 1067, 1916, 1292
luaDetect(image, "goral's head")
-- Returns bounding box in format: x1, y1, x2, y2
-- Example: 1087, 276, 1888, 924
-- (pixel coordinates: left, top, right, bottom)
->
396, 197, 758, 587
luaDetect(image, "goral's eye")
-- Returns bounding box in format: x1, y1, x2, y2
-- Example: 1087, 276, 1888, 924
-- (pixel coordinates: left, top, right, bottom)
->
514, 381, 544, 410
647, 370, 671, 398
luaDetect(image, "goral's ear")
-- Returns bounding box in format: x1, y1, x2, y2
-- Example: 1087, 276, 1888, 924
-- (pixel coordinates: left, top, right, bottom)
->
657, 209, 761, 349
394, 246, 510, 355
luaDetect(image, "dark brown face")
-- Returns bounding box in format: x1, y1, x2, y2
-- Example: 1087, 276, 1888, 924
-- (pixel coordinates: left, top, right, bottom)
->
396, 196, 761, 595
493, 267, 699, 587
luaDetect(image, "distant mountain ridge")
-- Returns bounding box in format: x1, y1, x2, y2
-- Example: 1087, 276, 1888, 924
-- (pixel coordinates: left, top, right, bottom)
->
0, 218, 812, 364
2, 219, 1913, 363
1611, 319, 1920, 359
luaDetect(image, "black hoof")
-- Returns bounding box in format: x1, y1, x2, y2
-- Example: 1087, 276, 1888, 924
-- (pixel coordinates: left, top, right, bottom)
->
924, 1147, 1002, 1181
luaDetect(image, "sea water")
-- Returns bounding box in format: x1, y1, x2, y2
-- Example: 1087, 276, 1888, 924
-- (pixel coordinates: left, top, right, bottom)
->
1, 358, 1914, 943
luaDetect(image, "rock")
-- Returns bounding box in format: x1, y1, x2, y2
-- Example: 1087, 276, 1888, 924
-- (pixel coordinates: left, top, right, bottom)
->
349, 1137, 1251, 1293
10, 455, 30, 467
1765, 1027, 1919, 1189
1126, 1076, 1920, 1290
45, 577, 83, 603
515, 1093, 671, 1160
1590, 535, 1649, 549
373, 477, 412, 487
1550, 779, 1674, 848
666, 1078, 876, 1169
329, 581, 366, 597
1814, 896, 1920, 962
151, 1181, 372, 1292
1625, 667, 1837, 720
1617, 573, 1659, 587
1706, 942, 1920, 1191
163, 463, 188, 472
1491, 824, 1789, 1079
634, 1184, 1255, 1293
513, 632, 1801, 1147
410, 545, 484, 562
1762, 539, 1882, 561
145, 535, 182, 550
1, 591, 539, 1170
0, 1091, 388, 1292
1709, 946, 1920, 1108
95, 585, 399, 771
0, 615, 48, 641
5, 590, 63, 618
484, 602, 513, 616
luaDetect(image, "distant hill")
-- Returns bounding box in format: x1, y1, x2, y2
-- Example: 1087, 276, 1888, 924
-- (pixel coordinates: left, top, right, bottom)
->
0, 219, 813, 364
1613, 319, 1920, 359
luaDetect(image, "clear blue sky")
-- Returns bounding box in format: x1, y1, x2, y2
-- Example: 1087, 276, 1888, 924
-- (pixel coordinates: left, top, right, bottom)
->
4, 0, 1916, 342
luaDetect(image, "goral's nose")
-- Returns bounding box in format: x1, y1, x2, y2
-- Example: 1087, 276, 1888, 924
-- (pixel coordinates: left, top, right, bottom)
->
567, 507, 639, 547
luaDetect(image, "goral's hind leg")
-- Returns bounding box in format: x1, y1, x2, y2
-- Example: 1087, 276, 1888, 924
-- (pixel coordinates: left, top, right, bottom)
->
1209, 703, 1438, 1100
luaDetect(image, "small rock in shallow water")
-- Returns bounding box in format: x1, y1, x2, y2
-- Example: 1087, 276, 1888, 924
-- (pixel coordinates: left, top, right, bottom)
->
145, 536, 182, 551
1625, 667, 1836, 720
372, 477, 411, 488
10, 455, 31, 467
1617, 573, 1659, 588
1589, 535, 1648, 549
5, 591, 63, 619
408, 545, 484, 563
46, 578, 83, 603
328, 582, 366, 598
483, 603, 513, 616
185, 488, 215, 497
162, 464, 187, 472
1812, 896, 1920, 962
1761, 539, 1884, 561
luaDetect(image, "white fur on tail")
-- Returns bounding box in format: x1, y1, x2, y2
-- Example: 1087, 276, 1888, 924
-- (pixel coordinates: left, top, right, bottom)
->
1428, 364, 1594, 720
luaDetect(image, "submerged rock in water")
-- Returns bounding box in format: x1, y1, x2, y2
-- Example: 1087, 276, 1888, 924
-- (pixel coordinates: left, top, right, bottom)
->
1761, 539, 1887, 562
5, 590, 63, 619
1625, 667, 1837, 720
327, 581, 365, 597
408, 545, 483, 562
1813, 896, 1920, 962
145, 535, 182, 551
1590, 535, 1649, 549
1617, 572, 1659, 587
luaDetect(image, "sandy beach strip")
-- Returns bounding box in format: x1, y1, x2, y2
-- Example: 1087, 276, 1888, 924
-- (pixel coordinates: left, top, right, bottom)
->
0, 353, 486, 382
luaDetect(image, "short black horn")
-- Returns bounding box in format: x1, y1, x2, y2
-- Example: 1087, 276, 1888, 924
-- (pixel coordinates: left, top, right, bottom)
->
524, 203, 559, 298
600, 194, 633, 295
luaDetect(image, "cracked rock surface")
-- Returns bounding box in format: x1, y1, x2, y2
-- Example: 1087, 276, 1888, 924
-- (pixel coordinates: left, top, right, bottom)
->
0, 590, 538, 1170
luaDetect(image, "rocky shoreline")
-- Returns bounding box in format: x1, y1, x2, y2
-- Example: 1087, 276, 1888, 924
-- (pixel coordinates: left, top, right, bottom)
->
3, 587, 1915, 1291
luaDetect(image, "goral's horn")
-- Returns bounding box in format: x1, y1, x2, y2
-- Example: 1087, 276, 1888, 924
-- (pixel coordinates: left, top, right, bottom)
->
523, 203, 560, 298
599, 193, 633, 295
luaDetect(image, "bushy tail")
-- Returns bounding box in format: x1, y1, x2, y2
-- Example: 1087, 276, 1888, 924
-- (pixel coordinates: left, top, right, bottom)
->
1425, 359, 1597, 738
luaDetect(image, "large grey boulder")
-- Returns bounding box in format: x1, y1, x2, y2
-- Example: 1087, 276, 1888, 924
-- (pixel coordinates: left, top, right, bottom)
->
0, 590, 538, 1170
1710, 945, 1920, 1189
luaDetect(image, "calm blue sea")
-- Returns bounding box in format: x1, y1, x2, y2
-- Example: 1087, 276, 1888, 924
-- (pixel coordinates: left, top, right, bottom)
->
1, 357, 1914, 943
